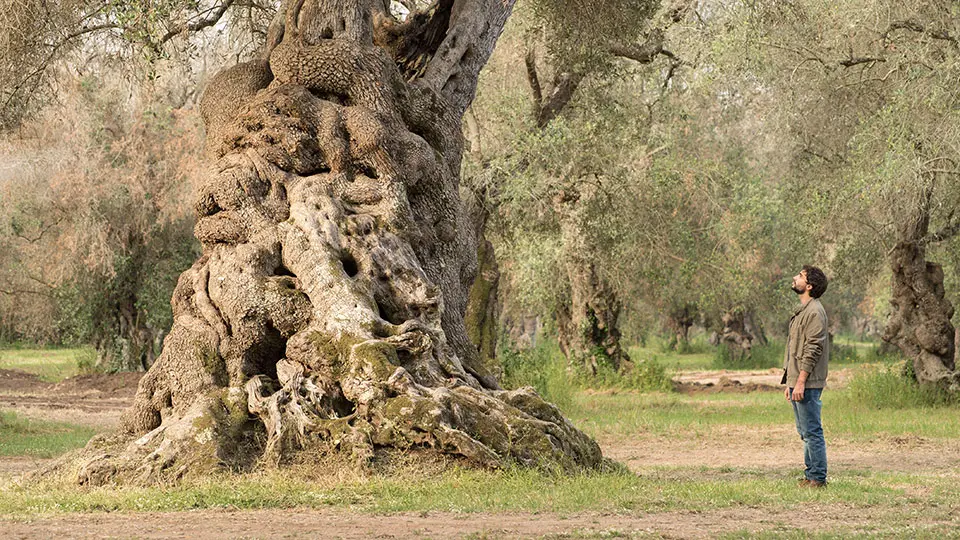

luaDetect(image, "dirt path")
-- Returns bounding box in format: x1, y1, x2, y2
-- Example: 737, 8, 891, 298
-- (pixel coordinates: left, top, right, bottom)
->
672, 367, 856, 394
4, 503, 953, 539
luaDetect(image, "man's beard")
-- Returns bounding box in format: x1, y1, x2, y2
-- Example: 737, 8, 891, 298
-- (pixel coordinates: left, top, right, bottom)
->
791, 284, 804, 294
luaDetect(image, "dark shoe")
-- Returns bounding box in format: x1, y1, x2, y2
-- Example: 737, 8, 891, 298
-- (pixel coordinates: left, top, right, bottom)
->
802, 479, 827, 488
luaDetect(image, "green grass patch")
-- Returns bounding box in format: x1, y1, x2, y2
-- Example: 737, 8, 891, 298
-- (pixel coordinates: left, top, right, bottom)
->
569, 391, 792, 438
830, 336, 905, 365
566, 383, 960, 441
843, 362, 959, 409
0, 467, 947, 518
0, 348, 91, 382
0, 410, 97, 458
712, 340, 783, 369
629, 344, 714, 371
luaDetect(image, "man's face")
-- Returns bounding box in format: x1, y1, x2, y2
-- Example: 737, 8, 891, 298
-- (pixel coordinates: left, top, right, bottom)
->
791, 270, 810, 295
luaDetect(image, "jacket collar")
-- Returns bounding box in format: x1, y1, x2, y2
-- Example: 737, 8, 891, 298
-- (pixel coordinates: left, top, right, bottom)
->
792, 298, 818, 318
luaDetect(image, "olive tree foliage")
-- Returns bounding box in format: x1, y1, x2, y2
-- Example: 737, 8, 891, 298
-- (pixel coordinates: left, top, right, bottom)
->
471, 0, 803, 365
0, 0, 276, 131
467, 0, 686, 373
0, 77, 202, 369
729, 0, 960, 388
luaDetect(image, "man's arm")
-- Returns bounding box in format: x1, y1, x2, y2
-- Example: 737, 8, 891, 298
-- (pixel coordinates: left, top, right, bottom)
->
793, 312, 826, 401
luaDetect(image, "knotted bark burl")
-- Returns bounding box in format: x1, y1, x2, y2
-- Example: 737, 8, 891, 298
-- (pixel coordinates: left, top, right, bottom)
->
69, 0, 604, 485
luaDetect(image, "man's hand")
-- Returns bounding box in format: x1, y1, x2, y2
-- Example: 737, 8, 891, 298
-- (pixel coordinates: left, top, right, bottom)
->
784, 387, 791, 401
791, 381, 805, 402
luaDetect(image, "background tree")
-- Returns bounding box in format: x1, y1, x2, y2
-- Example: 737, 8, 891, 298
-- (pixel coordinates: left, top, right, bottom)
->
0, 75, 201, 369
468, 0, 685, 373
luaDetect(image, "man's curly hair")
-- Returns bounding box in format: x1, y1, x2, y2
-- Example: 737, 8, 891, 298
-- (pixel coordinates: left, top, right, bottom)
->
803, 265, 828, 298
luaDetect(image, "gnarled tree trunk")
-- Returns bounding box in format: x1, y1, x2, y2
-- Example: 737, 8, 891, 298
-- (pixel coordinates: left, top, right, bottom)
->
555, 197, 629, 373
882, 192, 958, 391
718, 308, 764, 363
66, 0, 603, 486
665, 303, 696, 351
463, 188, 502, 379
556, 262, 628, 374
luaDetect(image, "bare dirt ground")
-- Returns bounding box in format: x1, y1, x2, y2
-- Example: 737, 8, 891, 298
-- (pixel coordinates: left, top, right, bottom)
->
2, 504, 939, 539
2, 367, 958, 538
672, 367, 856, 394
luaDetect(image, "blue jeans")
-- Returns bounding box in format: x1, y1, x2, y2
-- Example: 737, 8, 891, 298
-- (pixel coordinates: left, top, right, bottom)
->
790, 387, 827, 483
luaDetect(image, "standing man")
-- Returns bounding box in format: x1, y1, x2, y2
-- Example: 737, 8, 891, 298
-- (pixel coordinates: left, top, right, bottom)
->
782, 265, 830, 487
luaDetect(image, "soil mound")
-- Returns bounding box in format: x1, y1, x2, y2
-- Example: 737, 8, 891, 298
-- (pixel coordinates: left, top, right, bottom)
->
674, 375, 780, 395
0, 369, 49, 393
53, 372, 142, 398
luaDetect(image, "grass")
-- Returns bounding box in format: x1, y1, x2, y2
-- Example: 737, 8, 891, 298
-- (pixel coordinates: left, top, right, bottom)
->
0, 347, 91, 382
0, 410, 97, 458
567, 379, 960, 441
0, 467, 953, 516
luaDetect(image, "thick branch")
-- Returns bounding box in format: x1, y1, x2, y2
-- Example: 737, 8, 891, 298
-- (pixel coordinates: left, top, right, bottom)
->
156, 0, 238, 48
839, 56, 885, 67
609, 29, 667, 64
885, 19, 958, 45
418, 0, 518, 118
536, 71, 585, 129
921, 219, 960, 246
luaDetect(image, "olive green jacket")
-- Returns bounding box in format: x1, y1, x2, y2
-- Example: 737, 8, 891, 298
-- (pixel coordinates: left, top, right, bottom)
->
782, 298, 829, 389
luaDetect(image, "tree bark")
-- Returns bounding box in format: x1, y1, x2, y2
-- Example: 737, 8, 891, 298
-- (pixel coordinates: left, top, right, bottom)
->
555, 201, 629, 373
556, 261, 629, 373
665, 303, 696, 350
718, 309, 762, 363
882, 190, 959, 391
66, 0, 603, 486
463, 189, 501, 379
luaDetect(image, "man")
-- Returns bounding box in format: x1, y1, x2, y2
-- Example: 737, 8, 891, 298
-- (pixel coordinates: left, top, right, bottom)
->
782, 265, 829, 487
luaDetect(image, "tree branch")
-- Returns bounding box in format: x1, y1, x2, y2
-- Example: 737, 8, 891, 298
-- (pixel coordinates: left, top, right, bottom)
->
0, 287, 53, 298
155, 0, 238, 49
536, 70, 585, 129
884, 19, 958, 46
609, 29, 666, 64
921, 220, 960, 246
839, 56, 885, 67
418, 0, 518, 118
1, 23, 121, 122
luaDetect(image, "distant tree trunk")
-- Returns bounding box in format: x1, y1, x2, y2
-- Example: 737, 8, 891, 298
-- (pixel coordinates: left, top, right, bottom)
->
743, 310, 767, 346
719, 309, 762, 363
556, 261, 628, 373
555, 203, 629, 373
68, 0, 603, 487
665, 303, 696, 350
91, 250, 159, 372
882, 189, 958, 390
463, 190, 501, 379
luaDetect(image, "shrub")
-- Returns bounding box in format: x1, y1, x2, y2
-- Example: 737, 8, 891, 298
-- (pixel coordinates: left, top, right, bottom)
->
500, 340, 675, 411
831, 341, 861, 364
499, 342, 575, 411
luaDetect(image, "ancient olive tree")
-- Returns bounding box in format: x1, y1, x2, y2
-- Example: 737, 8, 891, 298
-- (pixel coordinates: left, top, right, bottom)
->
70, 0, 604, 485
